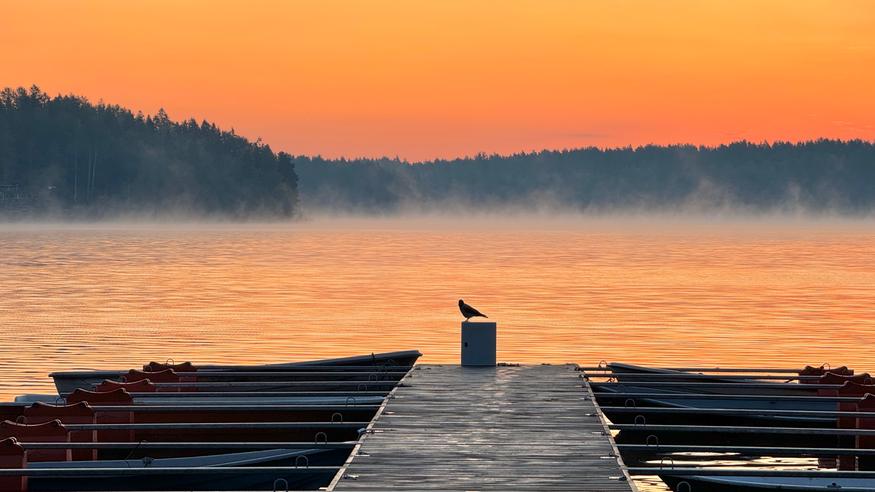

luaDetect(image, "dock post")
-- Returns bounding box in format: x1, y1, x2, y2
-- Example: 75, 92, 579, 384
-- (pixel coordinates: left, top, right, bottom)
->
461, 321, 496, 366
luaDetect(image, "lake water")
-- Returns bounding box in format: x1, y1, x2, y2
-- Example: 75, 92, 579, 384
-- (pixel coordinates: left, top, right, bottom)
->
2, 216, 874, 395
1, 216, 873, 490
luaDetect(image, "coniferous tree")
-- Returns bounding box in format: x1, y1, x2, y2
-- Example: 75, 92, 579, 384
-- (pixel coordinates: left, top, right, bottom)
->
294, 140, 875, 213
0, 86, 298, 217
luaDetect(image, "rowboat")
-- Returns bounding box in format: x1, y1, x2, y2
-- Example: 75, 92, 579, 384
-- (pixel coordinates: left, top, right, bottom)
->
593, 386, 837, 428
585, 363, 875, 492
589, 362, 872, 428
587, 363, 875, 456
592, 362, 856, 396
50, 350, 421, 395
0, 350, 419, 491
19, 445, 340, 491
659, 472, 875, 492
0, 425, 354, 489
31, 448, 325, 468
13, 394, 389, 406
602, 362, 854, 378
594, 387, 837, 412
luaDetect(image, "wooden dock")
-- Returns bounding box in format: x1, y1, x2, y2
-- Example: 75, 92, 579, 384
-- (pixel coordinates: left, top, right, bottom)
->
330, 364, 635, 491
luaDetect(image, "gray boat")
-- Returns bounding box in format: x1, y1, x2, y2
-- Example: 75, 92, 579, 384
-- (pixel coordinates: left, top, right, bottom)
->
49, 350, 421, 395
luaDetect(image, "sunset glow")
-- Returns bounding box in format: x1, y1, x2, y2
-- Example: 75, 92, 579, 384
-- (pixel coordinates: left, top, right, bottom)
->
2, 0, 874, 160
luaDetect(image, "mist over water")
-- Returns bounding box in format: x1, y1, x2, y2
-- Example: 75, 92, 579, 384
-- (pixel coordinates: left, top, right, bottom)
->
2, 214, 874, 398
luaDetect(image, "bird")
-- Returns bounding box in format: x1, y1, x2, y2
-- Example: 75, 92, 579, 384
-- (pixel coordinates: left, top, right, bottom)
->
458, 299, 488, 321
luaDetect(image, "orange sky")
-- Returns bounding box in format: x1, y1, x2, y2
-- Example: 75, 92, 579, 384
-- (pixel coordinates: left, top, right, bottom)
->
2, 1, 874, 161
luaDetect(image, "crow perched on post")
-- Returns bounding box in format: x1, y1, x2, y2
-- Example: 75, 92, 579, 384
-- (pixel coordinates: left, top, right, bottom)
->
458, 299, 488, 321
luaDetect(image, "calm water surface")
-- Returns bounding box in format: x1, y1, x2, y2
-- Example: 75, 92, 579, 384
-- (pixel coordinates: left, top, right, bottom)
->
1, 218, 874, 398
1, 217, 873, 491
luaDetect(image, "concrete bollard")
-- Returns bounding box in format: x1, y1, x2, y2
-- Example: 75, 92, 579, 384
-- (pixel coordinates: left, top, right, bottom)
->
461, 321, 496, 366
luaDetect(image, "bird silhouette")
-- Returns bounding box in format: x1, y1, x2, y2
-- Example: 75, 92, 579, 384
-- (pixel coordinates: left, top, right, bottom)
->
459, 299, 488, 321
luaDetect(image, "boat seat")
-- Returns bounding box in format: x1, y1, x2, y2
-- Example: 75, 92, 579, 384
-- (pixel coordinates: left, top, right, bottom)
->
24, 402, 94, 420
0, 438, 26, 492
820, 379, 875, 468
143, 361, 196, 372
799, 364, 853, 383
820, 372, 872, 385
838, 381, 875, 396
96, 379, 157, 393
124, 368, 193, 391
0, 420, 70, 462
818, 380, 875, 398
66, 388, 135, 443
821, 383, 875, 470
23, 402, 96, 460
66, 388, 133, 406
857, 393, 875, 411
856, 394, 875, 470
124, 368, 179, 384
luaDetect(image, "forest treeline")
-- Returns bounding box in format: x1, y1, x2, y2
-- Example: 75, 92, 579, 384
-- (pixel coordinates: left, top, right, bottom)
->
295, 140, 875, 213
0, 86, 297, 217
3, 85, 874, 218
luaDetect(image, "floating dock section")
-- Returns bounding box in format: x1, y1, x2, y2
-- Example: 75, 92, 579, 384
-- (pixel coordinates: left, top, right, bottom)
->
330, 364, 635, 491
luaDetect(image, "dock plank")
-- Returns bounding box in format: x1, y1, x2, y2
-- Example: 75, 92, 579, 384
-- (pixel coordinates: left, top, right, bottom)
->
331, 364, 635, 491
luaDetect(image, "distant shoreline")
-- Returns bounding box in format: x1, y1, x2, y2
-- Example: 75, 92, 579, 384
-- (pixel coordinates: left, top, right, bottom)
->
2, 211, 874, 234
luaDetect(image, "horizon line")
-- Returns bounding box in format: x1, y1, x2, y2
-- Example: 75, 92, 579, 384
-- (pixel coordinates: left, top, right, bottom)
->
6, 85, 875, 165
294, 137, 875, 165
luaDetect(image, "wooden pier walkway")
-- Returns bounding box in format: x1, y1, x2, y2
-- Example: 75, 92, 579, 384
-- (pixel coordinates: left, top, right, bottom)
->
330, 364, 635, 491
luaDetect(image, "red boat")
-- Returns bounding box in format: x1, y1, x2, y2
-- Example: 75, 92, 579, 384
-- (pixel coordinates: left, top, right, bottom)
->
0, 350, 420, 491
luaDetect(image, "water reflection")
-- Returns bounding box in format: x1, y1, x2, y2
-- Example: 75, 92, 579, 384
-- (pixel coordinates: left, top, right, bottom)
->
1, 220, 874, 491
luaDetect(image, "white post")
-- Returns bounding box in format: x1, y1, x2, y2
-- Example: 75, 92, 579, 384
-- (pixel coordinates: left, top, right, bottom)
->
461, 321, 496, 366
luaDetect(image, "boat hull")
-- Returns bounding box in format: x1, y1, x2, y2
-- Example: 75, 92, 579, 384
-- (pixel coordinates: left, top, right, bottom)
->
614, 426, 845, 448
26, 448, 345, 491
50, 350, 421, 395
660, 474, 875, 492
29, 469, 337, 491
602, 363, 815, 397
